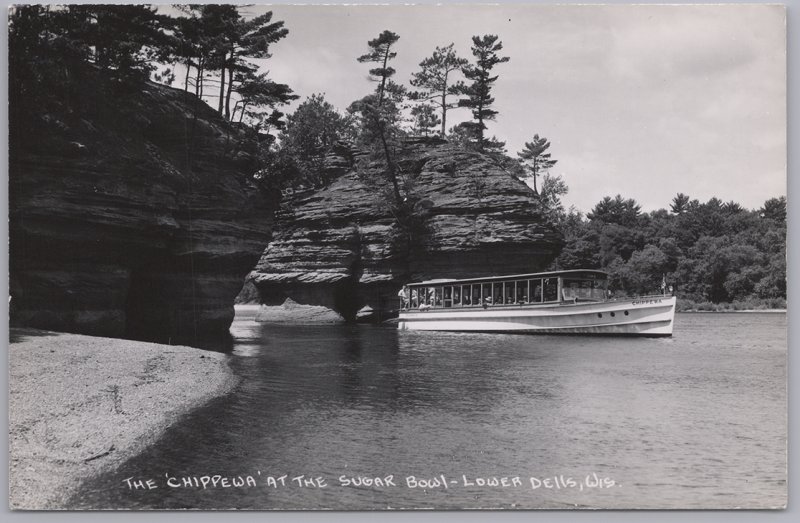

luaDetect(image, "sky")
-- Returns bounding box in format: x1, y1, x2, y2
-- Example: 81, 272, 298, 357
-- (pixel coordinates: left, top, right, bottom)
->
171, 3, 786, 214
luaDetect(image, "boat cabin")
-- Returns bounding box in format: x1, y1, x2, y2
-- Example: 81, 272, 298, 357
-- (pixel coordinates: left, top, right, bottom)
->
405, 270, 608, 310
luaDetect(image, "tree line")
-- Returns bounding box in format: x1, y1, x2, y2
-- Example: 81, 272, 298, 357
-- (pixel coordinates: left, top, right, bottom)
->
551, 194, 786, 307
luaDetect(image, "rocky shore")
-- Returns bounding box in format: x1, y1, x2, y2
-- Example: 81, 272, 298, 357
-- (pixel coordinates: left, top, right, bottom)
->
8, 328, 239, 510
253, 299, 345, 324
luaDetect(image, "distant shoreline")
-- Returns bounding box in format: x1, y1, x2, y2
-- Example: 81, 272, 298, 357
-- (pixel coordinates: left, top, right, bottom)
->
678, 309, 786, 313
8, 328, 239, 510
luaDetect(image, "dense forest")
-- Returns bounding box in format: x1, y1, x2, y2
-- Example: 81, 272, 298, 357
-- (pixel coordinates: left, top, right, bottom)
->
9, 5, 787, 309
550, 195, 787, 310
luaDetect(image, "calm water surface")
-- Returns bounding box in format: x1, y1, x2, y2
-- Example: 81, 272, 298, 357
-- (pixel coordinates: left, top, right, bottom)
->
72, 310, 787, 509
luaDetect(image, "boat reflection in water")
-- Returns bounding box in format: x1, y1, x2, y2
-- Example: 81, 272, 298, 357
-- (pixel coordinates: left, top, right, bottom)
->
398, 270, 676, 337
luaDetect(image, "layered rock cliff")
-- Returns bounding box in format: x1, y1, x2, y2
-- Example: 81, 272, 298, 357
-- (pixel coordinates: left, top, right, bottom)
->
9, 72, 274, 341
249, 138, 563, 321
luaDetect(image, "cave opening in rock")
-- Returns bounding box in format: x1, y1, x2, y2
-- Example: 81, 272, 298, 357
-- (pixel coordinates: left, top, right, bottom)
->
332, 278, 361, 322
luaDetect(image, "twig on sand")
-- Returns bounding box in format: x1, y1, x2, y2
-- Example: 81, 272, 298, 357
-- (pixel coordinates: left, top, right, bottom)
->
84, 445, 115, 463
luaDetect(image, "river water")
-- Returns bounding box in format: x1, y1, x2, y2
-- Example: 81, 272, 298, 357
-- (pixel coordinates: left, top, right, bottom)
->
71, 309, 787, 510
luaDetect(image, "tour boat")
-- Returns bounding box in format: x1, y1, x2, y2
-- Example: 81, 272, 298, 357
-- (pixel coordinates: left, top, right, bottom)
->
397, 269, 676, 336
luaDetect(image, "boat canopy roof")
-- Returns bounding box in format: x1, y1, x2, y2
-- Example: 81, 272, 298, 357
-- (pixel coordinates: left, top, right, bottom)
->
410, 269, 608, 287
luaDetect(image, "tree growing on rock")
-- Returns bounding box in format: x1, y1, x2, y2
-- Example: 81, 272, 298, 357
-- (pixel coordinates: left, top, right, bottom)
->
230, 68, 297, 127
517, 135, 558, 193
9, 4, 176, 86
351, 29, 407, 141
457, 34, 510, 152
409, 43, 468, 136
75, 4, 176, 79
278, 93, 357, 188
357, 30, 401, 105
172, 6, 291, 121
173, 6, 207, 96
209, 8, 290, 121
351, 30, 408, 204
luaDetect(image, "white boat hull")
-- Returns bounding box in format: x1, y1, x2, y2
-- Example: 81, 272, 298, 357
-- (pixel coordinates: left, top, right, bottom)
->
397, 296, 676, 336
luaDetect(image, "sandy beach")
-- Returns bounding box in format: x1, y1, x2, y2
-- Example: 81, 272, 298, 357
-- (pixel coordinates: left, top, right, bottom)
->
8, 328, 239, 510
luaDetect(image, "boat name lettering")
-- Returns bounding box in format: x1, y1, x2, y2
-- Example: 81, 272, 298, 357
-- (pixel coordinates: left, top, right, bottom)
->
632, 299, 663, 305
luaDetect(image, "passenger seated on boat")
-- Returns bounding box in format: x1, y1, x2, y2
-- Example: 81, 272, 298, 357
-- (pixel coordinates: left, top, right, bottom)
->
506, 296, 514, 304
419, 302, 431, 310
463, 295, 471, 305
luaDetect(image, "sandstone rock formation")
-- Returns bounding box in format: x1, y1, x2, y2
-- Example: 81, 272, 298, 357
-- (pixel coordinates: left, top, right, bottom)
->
250, 138, 563, 321
9, 74, 274, 342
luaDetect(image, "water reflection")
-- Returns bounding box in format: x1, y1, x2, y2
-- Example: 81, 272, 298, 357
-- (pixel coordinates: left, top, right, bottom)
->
69, 312, 787, 510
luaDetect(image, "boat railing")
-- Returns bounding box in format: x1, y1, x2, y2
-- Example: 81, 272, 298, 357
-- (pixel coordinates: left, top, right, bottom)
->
399, 291, 674, 312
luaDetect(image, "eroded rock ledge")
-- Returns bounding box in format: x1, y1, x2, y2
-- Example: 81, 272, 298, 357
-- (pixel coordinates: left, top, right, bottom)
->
9, 72, 274, 341
249, 139, 563, 321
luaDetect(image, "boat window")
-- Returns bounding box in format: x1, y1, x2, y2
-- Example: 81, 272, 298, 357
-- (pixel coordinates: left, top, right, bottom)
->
410, 287, 419, 308
425, 287, 435, 307
562, 278, 606, 300
444, 286, 452, 308
472, 284, 481, 307
516, 280, 528, 303
453, 286, 461, 306
493, 282, 503, 305
434, 287, 443, 307
543, 278, 558, 302
504, 281, 515, 304
482, 283, 492, 305
529, 279, 543, 303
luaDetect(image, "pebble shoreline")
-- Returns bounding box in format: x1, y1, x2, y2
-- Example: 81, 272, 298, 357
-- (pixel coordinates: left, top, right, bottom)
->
8, 328, 239, 510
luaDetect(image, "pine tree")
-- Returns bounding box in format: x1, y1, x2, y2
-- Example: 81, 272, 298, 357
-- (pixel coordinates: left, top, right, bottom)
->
518, 135, 557, 193
410, 43, 467, 136
353, 30, 406, 203
670, 193, 691, 214
410, 104, 441, 136
357, 30, 401, 105
231, 68, 297, 126
76, 4, 176, 77
458, 35, 509, 151
193, 6, 289, 120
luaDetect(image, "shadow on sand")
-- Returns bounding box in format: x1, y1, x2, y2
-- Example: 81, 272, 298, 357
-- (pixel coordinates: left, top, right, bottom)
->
9, 328, 64, 344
